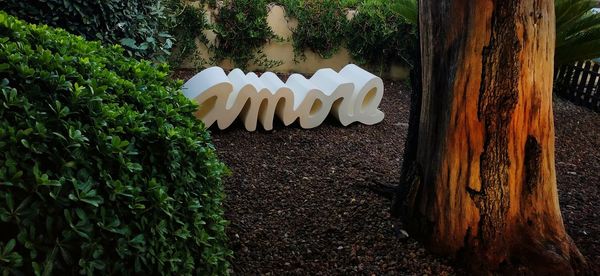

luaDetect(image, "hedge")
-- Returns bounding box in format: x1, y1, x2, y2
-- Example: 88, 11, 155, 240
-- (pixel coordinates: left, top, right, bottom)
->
346, 0, 418, 68
0, 12, 230, 275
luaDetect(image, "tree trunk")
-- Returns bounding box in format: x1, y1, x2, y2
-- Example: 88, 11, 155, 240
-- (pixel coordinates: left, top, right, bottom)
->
393, 0, 587, 274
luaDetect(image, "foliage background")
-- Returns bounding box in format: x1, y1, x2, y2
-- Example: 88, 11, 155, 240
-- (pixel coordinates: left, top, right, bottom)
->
3, 0, 599, 71
2, 0, 176, 62
0, 0, 419, 71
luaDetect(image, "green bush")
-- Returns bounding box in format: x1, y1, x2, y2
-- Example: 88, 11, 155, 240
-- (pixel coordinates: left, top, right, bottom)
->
2, 0, 175, 62
346, 0, 418, 69
282, 0, 348, 60
212, 0, 280, 69
0, 12, 230, 275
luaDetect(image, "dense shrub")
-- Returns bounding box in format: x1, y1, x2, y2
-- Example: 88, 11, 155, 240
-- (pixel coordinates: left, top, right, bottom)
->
0, 12, 230, 275
345, 0, 418, 69
212, 0, 280, 69
281, 0, 348, 60
2, 0, 175, 62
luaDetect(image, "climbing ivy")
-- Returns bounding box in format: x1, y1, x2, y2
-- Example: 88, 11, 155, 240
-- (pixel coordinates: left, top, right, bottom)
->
212, 0, 281, 70
164, 0, 210, 69
274, 0, 417, 70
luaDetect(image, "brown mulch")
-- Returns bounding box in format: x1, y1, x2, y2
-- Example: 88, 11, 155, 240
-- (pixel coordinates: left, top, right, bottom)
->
554, 98, 600, 271
174, 70, 600, 274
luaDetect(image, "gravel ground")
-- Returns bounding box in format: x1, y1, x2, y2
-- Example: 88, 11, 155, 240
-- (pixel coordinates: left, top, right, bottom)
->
174, 70, 599, 274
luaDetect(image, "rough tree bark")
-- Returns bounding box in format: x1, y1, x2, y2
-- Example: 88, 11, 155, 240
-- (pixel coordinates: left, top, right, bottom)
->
393, 0, 587, 274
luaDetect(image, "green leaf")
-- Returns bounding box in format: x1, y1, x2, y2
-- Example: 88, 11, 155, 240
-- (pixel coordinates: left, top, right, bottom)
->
3, 239, 16, 255
555, 0, 600, 64
126, 162, 142, 172
120, 38, 138, 49
32, 262, 41, 276
20, 139, 30, 148
80, 195, 103, 207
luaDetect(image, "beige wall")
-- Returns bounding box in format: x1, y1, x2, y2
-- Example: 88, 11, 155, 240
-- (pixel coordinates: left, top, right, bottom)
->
179, 4, 409, 80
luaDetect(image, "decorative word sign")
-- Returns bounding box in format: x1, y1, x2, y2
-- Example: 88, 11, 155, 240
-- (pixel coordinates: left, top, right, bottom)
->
182, 64, 384, 131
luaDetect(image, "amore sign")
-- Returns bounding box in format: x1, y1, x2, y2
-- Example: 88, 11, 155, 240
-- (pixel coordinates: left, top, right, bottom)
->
182, 64, 385, 131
